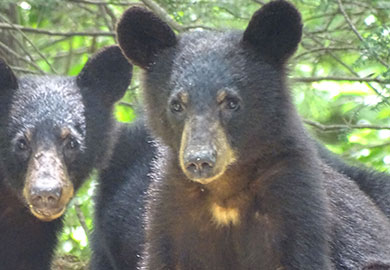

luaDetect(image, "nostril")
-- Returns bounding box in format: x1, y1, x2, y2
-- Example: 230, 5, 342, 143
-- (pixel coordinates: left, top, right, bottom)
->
200, 162, 213, 170
32, 195, 43, 203
47, 196, 56, 204
29, 186, 62, 208
186, 163, 199, 172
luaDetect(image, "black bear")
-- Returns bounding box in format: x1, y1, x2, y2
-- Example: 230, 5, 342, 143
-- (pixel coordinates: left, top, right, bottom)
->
90, 118, 157, 270
89, 128, 390, 270
89, 132, 390, 270
316, 141, 390, 219
0, 45, 132, 270
115, 0, 390, 269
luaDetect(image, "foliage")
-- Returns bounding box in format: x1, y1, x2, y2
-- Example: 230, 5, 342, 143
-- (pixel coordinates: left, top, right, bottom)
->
0, 0, 389, 267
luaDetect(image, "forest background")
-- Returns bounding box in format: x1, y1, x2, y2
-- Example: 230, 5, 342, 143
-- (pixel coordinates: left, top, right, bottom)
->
0, 0, 389, 269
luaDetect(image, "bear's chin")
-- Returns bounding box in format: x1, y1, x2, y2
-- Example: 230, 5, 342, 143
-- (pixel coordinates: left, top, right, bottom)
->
184, 170, 226, 185
29, 205, 66, 222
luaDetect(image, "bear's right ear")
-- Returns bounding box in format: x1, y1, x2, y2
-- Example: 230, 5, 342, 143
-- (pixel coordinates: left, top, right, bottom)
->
77, 45, 132, 106
0, 59, 18, 95
243, 0, 302, 65
116, 7, 177, 69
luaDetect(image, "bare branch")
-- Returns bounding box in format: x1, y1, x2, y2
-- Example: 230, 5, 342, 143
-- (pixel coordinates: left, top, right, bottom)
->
68, 0, 137, 6
119, 101, 135, 108
0, 14, 59, 74
294, 46, 359, 60
140, 0, 184, 32
9, 65, 42, 74
337, 0, 389, 69
293, 76, 389, 84
302, 30, 386, 98
251, 0, 265, 5
74, 199, 91, 240
304, 119, 390, 132
0, 23, 115, 37
140, 0, 213, 32
0, 41, 45, 74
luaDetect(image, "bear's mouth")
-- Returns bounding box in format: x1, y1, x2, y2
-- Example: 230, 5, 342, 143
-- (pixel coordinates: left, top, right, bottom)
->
28, 204, 67, 222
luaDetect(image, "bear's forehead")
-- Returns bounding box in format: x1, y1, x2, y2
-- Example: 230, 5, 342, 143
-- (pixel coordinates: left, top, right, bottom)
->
170, 31, 243, 91
9, 76, 85, 129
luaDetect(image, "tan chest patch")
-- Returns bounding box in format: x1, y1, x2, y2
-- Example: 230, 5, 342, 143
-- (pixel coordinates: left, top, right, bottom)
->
210, 203, 240, 227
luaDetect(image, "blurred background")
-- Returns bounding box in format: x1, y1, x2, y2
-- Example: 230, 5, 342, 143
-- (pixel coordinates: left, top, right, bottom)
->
0, 0, 389, 268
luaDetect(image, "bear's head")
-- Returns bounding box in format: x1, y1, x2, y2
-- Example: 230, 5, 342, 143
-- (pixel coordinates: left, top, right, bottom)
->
0, 45, 132, 221
117, 0, 302, 184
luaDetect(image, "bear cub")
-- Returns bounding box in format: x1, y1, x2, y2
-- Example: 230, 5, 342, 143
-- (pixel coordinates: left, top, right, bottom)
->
0, 45, 132, 270
116, 1, 390, 269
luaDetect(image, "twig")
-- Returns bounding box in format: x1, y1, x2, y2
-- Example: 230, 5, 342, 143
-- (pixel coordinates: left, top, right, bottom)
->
0, 14, 58, 74
140, 0, 213, 32
98, 5, 114, 31
0, 23, 115, 37
251, 0, 265, 5
65, 40, 73, 74
337, 0, 389, 69
293, 76, 388, 84
52, 47, 90, 60
9, 65, 42, 74
0, 41, 45, 74
74, 199, 91, 240
304, 119, 390, 132
303, 30, 386, 98
140, 0, 184, 32
119, 101, 135, 108
294, 46, 359, 60
354, 141, 390, 150
68, 0, 137, 6
7, 32, 36, 64
103, 4, 118, 29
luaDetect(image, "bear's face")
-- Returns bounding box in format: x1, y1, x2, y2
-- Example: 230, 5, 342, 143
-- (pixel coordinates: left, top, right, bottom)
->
117, 0, 302, 184
6, 77, 86, 221
0, 46, 132, 221
144, 32, 288, 183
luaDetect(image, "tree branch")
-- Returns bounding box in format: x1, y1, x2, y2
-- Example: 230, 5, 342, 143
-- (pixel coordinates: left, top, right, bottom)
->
302, 30, 386, 98
0, 41, 45, 74
337, 0, 389, 69
0, 23, 115, 37
140, 0, 185, 32
0, 14, 58, 74
68, 0, 137, 6
293, 76, 388, 84
74, 199, 91, 240
140, 0, 213, 32
304, 119, 390, 132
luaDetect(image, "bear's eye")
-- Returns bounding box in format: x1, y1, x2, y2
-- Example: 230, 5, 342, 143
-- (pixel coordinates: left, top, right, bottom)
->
225, 98, 240, 111
65, 136, 79, 150
170, 100, 184, 113
16, 138, 29, 151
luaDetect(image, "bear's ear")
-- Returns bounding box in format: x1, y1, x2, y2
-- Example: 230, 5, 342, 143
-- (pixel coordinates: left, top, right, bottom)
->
243, 0, 302, 64
0, 58, 18, 95
116, 6, 177, 69
77, 45, 132, 106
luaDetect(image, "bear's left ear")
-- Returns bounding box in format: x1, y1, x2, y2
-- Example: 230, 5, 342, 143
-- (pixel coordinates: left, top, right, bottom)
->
77, 45, 132, 106
243, 0, 302, 64
0, 58, 18, 95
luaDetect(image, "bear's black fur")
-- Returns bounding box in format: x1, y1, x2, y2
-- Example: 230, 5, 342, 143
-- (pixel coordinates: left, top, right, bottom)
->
116, 0, 390, 269
90, 130, 390, 270
0, 45, 132, 270
89, 128, 390, 270
316, 142, 390, 219
90, 119, 157, 270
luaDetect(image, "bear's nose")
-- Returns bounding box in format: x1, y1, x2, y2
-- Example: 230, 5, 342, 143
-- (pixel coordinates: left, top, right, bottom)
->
184, 150, 216, 179
30, 181, 62, 209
